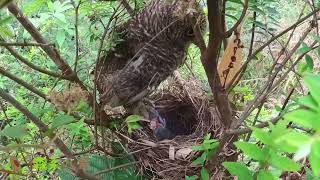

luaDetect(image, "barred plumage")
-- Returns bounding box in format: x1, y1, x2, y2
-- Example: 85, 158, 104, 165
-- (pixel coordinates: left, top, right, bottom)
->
100, 0, 206, 109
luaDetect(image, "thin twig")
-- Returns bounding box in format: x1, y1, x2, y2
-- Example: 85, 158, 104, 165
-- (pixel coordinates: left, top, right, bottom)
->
234, 25, 313, 128
71, 0, 82, 73
228, 8, 319, 91
0, 42, 54, 47
93, 4, 122, 147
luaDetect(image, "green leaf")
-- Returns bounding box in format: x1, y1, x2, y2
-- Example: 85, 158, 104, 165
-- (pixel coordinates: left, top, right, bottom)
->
54, 13, 66, 23
284, 109, 320, 130
56, 30, 66, 47
127, 122, 142, 134
126, 115, 142, 123
201, 167, 209, 180
257, 170, 277, 180
275, 131, 311, 151
304, 75, 320, 104
75, 100, 91, 113
204, 133, 211, 140
305, 55, 314, 70
298, 62, 308, 74
227, 0, 244, 5
23, 0, 46, 15
297, 43, 311, 54
298, 95, 319, 111
0, 124, 28, 138
47, 1, 54, 12
0, 17, 13, 26
192, 145, 205, 151
51, 114, 75, 129
235, 141, 266, 161
185, 175, 198, 180
306, 168, 315, 180
310, 140, 320, 176
252, 128, 273, 146
192, 152, 207, 165
270, 153, 301, 171
223, 162, 253, 180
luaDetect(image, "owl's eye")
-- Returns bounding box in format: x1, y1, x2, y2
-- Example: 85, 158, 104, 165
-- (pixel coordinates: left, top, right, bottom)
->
186, 29, 194, 36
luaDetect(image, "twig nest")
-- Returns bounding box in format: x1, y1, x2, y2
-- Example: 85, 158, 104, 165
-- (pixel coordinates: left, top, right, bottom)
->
117, 76, 224, 179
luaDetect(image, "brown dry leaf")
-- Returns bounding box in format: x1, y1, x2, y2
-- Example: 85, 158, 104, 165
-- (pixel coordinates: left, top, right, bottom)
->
10, 156, 21, 173
48, 84, 88, 112
218, 32, 243, 88
169, 145, 175, 160
175, 147, 193, 159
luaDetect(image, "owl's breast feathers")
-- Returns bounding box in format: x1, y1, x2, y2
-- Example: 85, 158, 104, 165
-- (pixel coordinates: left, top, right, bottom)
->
101, 0, 206, 107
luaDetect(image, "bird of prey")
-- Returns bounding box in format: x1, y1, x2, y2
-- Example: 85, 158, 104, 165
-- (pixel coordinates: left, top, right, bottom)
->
98, 0, 206, 116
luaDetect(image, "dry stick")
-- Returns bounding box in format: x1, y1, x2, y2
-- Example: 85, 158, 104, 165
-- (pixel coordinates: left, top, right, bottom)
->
0, 89, 99, 180
0, 67, 48, 100
0, 42, 54, 46
3, 45, 70, 80
228, 8, 320, 91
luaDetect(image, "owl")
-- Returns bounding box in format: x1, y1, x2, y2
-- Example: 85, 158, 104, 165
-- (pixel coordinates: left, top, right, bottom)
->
99, 0, 206, 113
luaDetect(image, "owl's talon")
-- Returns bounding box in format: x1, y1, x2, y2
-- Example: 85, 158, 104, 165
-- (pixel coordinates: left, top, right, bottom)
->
104, 105, 126, 117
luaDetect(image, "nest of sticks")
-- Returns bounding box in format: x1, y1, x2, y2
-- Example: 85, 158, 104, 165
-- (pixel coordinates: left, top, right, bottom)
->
113, 74, 233, 179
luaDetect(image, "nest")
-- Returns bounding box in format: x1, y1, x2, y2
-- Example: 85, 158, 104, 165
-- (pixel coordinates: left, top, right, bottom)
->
115, 74, 229, 179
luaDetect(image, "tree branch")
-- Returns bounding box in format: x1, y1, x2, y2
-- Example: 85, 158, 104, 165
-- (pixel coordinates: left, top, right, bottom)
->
3, 45, 71, 80
120, 0, 134, 16
0, 67, 48, 100
0, 41, 54, 47
203, 0, 233, 127
201, 0, 235, 173
7, 3, 75, 77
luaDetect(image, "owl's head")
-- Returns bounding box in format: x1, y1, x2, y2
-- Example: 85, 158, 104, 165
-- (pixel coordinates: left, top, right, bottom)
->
129, 0, 206, 47
169, 0, 207, 46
